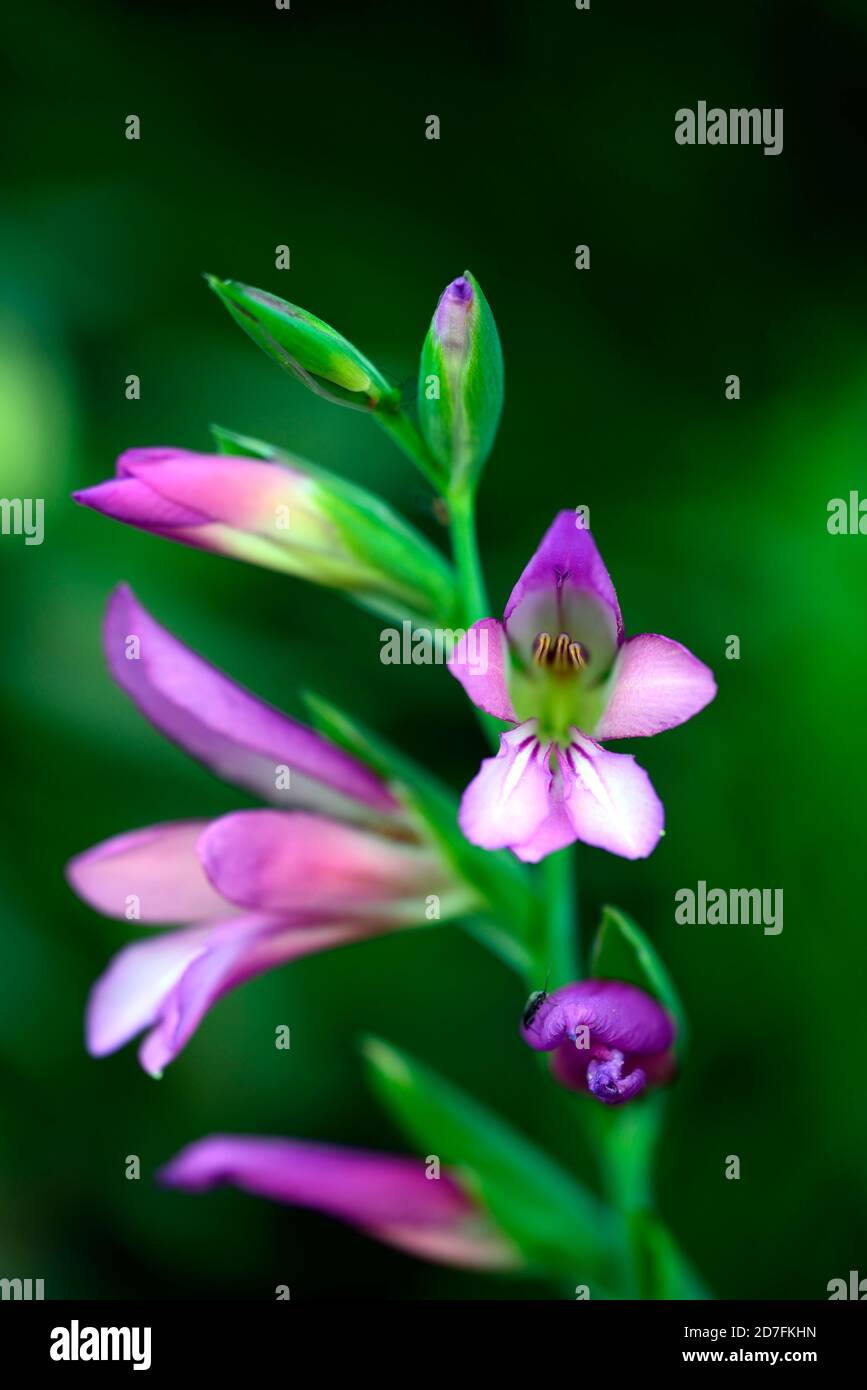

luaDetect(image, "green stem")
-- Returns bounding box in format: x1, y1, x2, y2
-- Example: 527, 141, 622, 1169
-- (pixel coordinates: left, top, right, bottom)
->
447, 485, 501, 751
447, 485, 489, 624
373, 405, 445, 493
540, 846, 580, 986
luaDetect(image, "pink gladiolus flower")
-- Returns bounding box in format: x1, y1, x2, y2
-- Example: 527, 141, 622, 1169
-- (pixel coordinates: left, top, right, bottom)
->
73, 446, 457, 624
158, 1135, 520, 1270
66, 586, 474, 1076
521, 979, 676, 1105
449, 512, 716, 861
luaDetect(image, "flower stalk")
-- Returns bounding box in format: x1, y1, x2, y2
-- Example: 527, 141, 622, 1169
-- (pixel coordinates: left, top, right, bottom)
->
68, 263, 713, 1299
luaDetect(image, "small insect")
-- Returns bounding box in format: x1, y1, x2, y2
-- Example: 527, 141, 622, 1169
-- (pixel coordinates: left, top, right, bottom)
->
522, 988, 549, 1028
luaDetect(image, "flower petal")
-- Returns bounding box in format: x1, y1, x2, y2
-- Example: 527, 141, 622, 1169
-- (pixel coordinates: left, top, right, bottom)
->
76, 449, 334, 576
136, 916, 361, 1076
555, 733, 664, 860
158, 1135, 518, 1269
551, 1041, 675, 1095
66, 821, 229, 923
86, 925, 211, 1056
448, 618, 516, 722
503, 513, 623, 675
594, 633, 717, 739
86, 914, 368, 1073
73, 476, 209, 532
197, 810, 448, 919
458, 722, 552, 852
522, 979, 675, 1056
102, 585, 397, 818
116, 448, 312, 535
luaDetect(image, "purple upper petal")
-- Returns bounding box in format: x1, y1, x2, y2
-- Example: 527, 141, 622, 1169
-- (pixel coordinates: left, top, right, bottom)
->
593, 633, 717, 739
158, 1134, 518, 1269
502, 514, 623, 675
448, 618, 516, 722
102, 585, 397, 819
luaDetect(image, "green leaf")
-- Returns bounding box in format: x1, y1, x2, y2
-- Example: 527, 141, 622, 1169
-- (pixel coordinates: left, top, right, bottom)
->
629, 1212, 711, 1300
209, 426, 458, 626
363, 1036, 618, 1288
303, 692, 540, 968
590, 904, 687, 1056
418, 270, 504, 495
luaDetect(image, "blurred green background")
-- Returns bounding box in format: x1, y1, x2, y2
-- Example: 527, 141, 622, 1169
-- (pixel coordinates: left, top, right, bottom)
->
2, 0, 865, 1299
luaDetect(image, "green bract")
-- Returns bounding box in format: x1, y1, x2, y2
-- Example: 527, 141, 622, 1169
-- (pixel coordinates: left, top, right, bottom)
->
211, 426, 459, 626
206, 275, 394, 408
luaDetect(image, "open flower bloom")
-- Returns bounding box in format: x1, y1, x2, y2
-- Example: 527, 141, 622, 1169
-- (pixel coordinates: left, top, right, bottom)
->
158, 1135, 519, 1270
521, 979, 676, 1105
66, 586, 474, 1075
449, 512, 716, 861
73, 446, 456, 624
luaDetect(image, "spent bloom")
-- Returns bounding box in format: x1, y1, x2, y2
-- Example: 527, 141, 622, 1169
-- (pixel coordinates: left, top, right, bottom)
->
66, 586, 475, 1075
158, 1135, 519, 1270
521, 979, 676, 1105
450, 512, 716, 861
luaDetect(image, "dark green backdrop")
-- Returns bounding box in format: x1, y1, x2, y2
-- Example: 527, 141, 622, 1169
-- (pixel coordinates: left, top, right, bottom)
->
1, 0, 865, 1298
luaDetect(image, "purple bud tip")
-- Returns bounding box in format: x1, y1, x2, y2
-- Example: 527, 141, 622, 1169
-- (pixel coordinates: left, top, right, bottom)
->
434, 276, 474, 348
448, 276, 473, 304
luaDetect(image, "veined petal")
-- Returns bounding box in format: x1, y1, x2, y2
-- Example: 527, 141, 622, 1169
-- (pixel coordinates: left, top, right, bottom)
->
158, 1135, 519, 1270
509, 803, 578, 863
448, 618, 515, 722
102, 585, 397, 819
458, 722, 552, 852
557, 733, 664, 860
594, 633, 717, 739
66, 821, 229, 923
197, 810, 449, 920
503, 513, 622, 675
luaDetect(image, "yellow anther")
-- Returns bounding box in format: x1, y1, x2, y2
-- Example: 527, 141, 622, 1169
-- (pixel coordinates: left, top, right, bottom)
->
533, 632, 552, 665
532, 630, 589, 673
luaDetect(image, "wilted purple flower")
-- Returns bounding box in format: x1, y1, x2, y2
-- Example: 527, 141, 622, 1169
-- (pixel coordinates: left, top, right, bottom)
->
449, 512, 716, 861
521, 979, 676, 1105
158, 1135, 519, 1270
66, 586, 473, 1075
